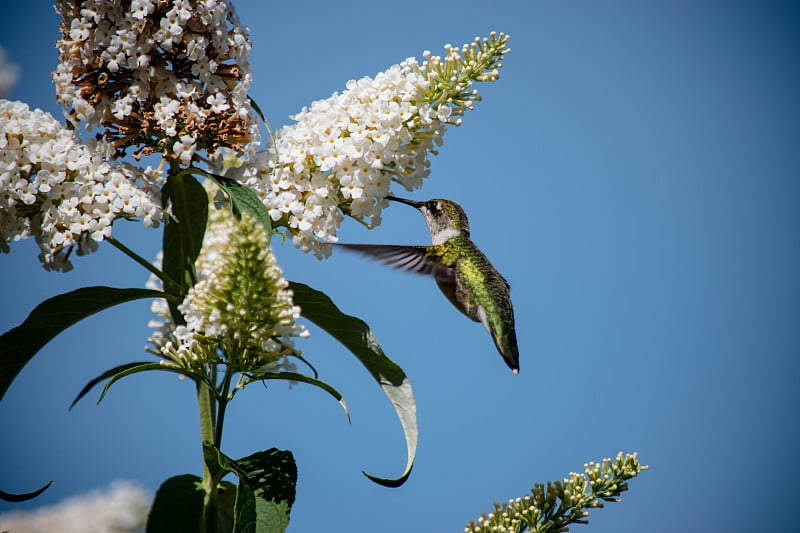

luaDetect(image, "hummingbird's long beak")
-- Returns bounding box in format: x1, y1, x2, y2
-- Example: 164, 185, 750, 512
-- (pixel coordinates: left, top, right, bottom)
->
386, 195, 424, 208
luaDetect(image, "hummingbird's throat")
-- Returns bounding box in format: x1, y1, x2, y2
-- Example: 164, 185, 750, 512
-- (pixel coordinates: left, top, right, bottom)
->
430, 226, 462, 245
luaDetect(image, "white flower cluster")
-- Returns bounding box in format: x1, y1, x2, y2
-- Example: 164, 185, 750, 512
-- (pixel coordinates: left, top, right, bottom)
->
228, 59, 444, 258
148, 186, 306, 377
226, 34, 510, 258
0, 99, 163, 270
53, 0, 256, 163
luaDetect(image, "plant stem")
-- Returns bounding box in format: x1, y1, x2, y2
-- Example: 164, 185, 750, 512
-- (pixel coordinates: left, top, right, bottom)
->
106, 236, 182, 295
215, 365, 234, 449
197, 379, 219, 533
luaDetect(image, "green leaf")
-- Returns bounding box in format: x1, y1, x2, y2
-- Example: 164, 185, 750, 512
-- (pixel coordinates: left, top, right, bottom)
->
96, 362, 213, 405
252, 372, 350, 424
234, 449, 297, 533
70, 361, 152, 410
146, 474, 204, 533
288, 281, 418, 488
0, 480, 52, 502
248, 96, 267, 124
207, 173, 272, 236
205, 445, 297, 533
0, 287, 165, 402
162, 173, 208, 311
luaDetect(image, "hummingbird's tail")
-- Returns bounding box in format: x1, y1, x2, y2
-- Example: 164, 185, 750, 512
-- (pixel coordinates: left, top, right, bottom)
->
477, 307, 520, 374
495, 328, 520, 374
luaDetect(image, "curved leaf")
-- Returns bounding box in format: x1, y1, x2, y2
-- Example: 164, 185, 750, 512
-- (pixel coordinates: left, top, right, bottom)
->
0, 287, 165, 402
97, 362, 212, 404
0, 480, 52, 503
70, 361, 153, 410
252, 371, 350, 424
288, 281, 417, 488
248, 96, 267, 124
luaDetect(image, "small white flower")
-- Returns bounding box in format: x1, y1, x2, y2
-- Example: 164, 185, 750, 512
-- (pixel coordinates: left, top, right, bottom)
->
172, 134, 197, 165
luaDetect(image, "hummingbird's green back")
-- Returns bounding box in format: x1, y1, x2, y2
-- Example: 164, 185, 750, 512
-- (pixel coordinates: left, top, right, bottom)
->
430, 236, 519, 372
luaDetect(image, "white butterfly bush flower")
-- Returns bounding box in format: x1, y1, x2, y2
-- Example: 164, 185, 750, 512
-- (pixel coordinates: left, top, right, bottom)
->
0, 99, 163, 271
53, 0, 257, 164
224, 33, 510, 258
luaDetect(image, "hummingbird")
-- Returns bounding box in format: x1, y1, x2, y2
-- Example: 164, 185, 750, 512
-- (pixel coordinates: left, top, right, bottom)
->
338, 196, 520, 373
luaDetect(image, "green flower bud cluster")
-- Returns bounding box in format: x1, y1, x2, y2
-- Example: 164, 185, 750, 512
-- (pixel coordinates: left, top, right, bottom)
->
150, 186, 306, 384
176, 211, 306, 375
465, 452, 647, 533
417, 32, 510, 125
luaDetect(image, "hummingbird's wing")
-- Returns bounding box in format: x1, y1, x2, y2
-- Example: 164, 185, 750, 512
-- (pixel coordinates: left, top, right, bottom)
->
337, 244, 454, 278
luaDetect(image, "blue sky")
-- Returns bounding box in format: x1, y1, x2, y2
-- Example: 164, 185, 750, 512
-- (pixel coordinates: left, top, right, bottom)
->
1, 1, 799, 531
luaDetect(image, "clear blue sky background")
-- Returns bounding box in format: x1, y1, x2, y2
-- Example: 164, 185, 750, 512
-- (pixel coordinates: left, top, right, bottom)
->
1, 1, 799, 531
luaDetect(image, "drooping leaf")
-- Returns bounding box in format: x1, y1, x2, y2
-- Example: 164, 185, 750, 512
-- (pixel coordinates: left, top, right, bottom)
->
205, 445, 297, 533
248, 96, 267, 124
0, 287, 164, 402
207, 173, 272, 236
0, 480, 52, 502
251, 372, 350, 424
70, 361, 152, 410
288, 281, 418, 488
96, 362, 213, 404
161, 173, 208, 317
146, 474, 204, 533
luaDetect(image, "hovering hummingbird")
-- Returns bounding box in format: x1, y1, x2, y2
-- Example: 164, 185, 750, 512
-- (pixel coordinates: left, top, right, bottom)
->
339, 196, 520, 373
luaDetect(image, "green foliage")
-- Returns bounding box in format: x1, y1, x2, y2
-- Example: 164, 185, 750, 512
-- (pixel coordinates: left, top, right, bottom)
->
206, 172, 272, 237
204, 445, 298, 533
289, 281, 418, 487
465, 452, 647, 533
0, 481, 52, 503
70, 362, 154, 410
146, 474, 206, 533
0, 286, 165, 402
161, 172, 208, 317
247, 371, 350, 423
232, 449, 297, 533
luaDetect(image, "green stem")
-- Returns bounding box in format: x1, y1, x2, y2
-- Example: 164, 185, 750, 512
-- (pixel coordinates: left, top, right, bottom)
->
197, 378, 219, 533
106, 236, 182, 295
215, 365, 235, 449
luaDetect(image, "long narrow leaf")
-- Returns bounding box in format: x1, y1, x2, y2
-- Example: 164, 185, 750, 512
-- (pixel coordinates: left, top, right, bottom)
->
70, 361, 153, 410
0, 481, 52, 503
288, 281, 418, 487
0, 287, 164, 402
161, 173, 207, 305
97, 362, 212, 404
253, 371, 350, 424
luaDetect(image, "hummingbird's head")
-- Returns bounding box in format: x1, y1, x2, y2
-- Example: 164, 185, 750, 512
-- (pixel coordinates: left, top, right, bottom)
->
387, 196, 470, 245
